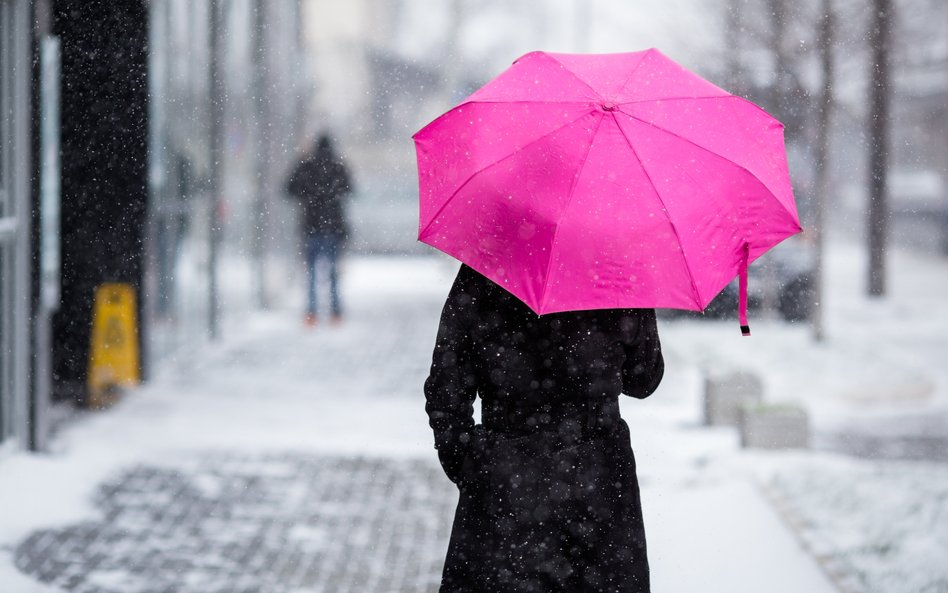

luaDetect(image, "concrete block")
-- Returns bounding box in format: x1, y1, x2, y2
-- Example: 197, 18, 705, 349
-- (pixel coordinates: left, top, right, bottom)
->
703, 371, 763, 426
740, 404, 810, 449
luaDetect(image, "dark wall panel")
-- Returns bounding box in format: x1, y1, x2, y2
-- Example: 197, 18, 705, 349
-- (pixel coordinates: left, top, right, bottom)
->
52, 0, 148, 402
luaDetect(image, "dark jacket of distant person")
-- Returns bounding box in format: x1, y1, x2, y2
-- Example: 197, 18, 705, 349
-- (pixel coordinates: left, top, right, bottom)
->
425, 264, 664, 593
285, 135, 352, 239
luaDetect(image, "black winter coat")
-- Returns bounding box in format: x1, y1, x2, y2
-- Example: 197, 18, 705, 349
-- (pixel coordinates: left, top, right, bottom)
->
425, 265, 664, 593
285, 141, 352, 238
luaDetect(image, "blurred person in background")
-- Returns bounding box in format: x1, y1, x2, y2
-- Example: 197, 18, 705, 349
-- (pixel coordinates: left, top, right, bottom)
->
286, 133, 353, 327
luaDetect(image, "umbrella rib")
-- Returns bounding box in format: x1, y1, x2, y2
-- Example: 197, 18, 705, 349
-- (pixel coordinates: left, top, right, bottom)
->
538, 113, 606, 314
617, 95, 738, 106
542, 53, 604, 102
618, 95, 783, 131
611, 113, 704, 309
465, 100, 598, 106
618, 109, 797, 220
612, 49, 654, 101
418, 109, 599, 240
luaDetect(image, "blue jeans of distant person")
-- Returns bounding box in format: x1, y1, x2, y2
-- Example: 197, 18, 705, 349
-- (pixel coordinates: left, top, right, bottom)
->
305, 233, 342, 317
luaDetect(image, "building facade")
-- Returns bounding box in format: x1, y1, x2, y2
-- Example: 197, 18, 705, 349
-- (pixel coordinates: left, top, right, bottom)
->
0, 0, 307, 451
0, 0, 32, 449
146, 0, 306, 366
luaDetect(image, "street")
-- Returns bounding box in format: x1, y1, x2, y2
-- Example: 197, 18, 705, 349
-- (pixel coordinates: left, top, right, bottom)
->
1, 256, 844, 593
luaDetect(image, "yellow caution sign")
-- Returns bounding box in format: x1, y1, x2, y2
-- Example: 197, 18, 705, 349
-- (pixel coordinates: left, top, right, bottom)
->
87, 283, 140, 408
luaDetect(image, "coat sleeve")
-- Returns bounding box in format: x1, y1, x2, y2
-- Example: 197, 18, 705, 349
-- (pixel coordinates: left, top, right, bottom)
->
285, 160, 306, 198
621, 309, 665, 399
424, 273, 479, 484
333, 160, 353, 197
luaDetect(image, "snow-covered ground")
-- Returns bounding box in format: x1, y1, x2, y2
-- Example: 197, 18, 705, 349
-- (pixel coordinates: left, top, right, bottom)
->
643, 239, 948, 593
1, 240, 947, 592
664, 240, 948, 446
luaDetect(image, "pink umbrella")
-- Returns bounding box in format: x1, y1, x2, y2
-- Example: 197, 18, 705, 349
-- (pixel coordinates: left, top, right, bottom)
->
413, 49, 801, 334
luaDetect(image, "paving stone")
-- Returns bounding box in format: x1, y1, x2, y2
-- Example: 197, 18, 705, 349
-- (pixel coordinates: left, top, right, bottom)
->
14, 454, 457, 593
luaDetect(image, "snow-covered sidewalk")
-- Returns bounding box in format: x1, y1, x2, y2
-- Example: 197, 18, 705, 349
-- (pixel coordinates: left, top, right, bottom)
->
2, 244, 946, 592
649, 239, 948, 593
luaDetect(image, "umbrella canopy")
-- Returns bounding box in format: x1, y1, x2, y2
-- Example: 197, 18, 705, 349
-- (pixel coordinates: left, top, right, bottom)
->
413, 49, 801, 332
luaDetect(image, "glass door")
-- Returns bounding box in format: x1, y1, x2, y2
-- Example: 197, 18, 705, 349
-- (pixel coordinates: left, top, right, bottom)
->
1, 0, 14, 443
0, 0, 31, 447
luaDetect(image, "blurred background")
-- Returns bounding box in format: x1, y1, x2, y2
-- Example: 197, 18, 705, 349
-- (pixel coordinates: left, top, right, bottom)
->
2, 0, 945, 431
0, 0, 946, 591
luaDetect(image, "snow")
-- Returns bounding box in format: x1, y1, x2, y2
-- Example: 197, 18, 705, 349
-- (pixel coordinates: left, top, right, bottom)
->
389, 0, 718, 71
2, 242, 948, 592
766, 455, 948, 593
661, 240, 948, 442
0, 564, 63, 593
647, 481, 838, 593
635, 237, 948, 592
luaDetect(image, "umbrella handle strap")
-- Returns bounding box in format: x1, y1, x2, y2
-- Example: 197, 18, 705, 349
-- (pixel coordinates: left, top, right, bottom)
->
739, 243, 750, 336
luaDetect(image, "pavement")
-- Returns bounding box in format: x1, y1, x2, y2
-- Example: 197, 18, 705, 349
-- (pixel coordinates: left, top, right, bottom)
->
1, 256, 840, 593
14, 455, 454, 593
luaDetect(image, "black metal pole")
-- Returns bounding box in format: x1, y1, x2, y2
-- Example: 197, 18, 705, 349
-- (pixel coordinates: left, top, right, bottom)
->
208, 0, 224, 338
867, 0, 891, 297
252, 0, 270, 309
812, 0, 834, 342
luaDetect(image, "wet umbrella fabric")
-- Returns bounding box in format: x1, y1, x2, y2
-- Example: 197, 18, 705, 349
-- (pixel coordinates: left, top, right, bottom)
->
413, 49, 801, 332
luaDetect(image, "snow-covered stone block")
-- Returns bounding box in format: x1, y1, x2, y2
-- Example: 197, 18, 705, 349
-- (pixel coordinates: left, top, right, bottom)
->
740, 404, 810, 449
703, 371, 763, 426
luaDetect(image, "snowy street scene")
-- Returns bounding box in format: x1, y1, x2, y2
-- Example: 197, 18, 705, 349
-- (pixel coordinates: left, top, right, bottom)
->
2, 1, 946, 592
2, 249, 948, 593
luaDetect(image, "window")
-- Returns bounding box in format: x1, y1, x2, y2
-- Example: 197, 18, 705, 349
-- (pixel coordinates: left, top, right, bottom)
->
0, 0, 30, 446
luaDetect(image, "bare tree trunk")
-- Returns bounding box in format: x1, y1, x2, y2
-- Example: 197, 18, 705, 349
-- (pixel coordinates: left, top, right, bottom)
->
208, 0, 224, 339
723, 0, 744, 93
812, 0, 835, 342
763, 0, 789, 316
768, 0, 789, 113
867, 0, 892, 296
252, 0, 271, 310
943, 3, 948, 256
441, 0, 464, 108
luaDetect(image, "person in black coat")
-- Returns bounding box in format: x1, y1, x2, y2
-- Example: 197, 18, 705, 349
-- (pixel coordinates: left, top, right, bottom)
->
425, 264, 664, 593
285, 134, 352, 326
